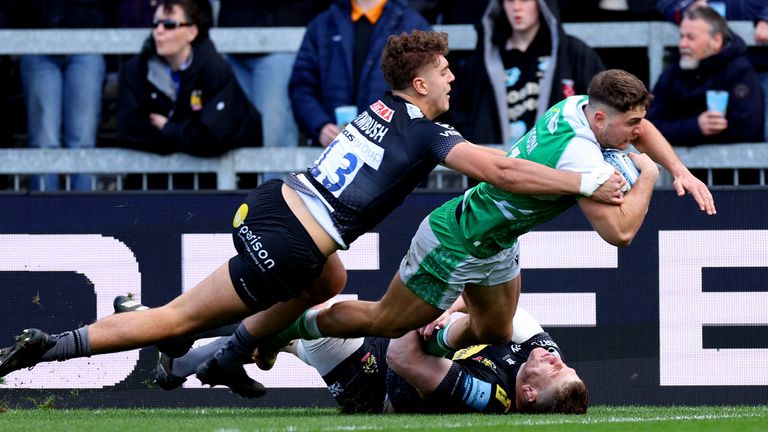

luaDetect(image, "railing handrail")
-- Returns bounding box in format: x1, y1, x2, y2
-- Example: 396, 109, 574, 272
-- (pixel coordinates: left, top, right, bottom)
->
0, 21, 757, 87
0, 144, 766, 190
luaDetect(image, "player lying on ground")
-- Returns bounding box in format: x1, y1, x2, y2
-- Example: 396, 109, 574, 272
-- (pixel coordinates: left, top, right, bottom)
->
119, 296, 585, 414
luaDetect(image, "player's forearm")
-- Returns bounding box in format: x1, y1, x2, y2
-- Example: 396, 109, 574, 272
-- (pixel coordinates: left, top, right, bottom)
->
633, 120, 688, 177
496, 157, 581, 195
602, 173, 656, 246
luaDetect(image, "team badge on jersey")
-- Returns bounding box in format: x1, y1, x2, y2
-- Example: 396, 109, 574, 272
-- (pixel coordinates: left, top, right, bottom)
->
190, 89, 203, 111
360, 351, 378, 374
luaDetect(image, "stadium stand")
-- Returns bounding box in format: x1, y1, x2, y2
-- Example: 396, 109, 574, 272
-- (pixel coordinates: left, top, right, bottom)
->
0, 21, 764, 190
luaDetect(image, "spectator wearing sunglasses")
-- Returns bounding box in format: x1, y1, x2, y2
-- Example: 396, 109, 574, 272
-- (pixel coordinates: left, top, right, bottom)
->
116, 0, 263, 167
5, 0, 115, 191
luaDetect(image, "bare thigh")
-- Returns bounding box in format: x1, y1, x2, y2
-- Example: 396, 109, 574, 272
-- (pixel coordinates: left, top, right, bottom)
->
88, 262, 252, 353
458, 275, 521, 345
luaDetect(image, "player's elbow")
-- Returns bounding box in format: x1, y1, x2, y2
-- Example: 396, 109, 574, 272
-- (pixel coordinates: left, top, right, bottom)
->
601, 229, 635, 247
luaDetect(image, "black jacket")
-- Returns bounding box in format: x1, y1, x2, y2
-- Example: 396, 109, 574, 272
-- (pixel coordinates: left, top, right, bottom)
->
447, 0, 604, 145
646, 33, 764, 146
117, 37, 263, 157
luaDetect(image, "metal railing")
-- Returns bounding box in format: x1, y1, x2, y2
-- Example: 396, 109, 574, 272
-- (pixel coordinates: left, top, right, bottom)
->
0, 21, 763, 191
0, 144, 766, 192
0, 21, 757, 87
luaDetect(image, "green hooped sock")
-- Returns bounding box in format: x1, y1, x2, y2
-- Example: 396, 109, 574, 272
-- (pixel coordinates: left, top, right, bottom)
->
424, 326, 456, 358
275, 309, 319, 345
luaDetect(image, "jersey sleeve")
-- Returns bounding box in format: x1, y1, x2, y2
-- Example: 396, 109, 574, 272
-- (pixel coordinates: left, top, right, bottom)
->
556, 136, 614, 177
409, 119, 466, 163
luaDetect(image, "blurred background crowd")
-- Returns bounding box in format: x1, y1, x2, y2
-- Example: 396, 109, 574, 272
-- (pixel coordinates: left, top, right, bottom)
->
0, 0, 765, 190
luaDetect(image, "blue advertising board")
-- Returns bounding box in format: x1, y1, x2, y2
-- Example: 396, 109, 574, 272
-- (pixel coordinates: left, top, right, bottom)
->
0, 189, 766, 408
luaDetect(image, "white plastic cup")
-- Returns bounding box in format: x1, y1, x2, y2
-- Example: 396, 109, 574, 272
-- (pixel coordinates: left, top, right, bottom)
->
706, 90, 729, 115
334, 105, 358, 128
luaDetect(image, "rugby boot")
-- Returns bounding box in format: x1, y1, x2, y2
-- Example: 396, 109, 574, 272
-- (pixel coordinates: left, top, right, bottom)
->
113, 295, 149, 313
153, 352, 187, 391
195, 358, 267, 398
0, 329, 55, 378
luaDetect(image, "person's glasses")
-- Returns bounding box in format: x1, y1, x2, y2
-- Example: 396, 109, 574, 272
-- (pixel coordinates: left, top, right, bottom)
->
152, 19, 192, 30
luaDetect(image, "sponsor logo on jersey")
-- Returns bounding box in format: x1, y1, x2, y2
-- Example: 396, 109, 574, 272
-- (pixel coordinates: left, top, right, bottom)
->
545, 107, 560, 135
405, 103, 424, 119
352, 112, 389, 144
370, 100, 394, 122
233, 203, 248, 228
236, 225, 275, 270
436, 122, 462, 137
495, 385, 512, 413
453, 344, 488, 360
472, 355, 497, 372
328, 381, 344, 398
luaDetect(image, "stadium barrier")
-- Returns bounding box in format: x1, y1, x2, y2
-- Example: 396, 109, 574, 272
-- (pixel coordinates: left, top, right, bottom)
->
0, 21, 757, 88
0, 143, 767, 191
0, 189, 766, 408
0, 21, 763, 190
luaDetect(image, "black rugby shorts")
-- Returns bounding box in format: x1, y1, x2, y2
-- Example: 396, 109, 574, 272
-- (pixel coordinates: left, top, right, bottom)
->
228, 179, 327, 311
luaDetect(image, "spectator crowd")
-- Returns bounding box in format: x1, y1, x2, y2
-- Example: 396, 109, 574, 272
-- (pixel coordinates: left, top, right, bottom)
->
0, 0, 765, 190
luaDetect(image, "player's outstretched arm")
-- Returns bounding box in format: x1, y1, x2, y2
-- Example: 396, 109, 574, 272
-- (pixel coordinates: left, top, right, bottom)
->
633, 119, 716, 215
578, 153, 659, 247
443, 141, 624, 204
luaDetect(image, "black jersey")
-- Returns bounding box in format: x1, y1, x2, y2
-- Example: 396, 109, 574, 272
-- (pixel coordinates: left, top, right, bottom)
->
386, 332, 563, 414
321, 337, 391, 414
285, 92, 465, 246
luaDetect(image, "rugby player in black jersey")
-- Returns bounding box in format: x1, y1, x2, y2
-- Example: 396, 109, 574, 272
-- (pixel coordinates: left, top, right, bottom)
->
146, 299, 586, 414
0, 30, 625, 383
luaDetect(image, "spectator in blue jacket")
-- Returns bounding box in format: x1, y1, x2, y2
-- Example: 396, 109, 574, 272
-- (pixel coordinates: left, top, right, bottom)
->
289, 0, 430, 147
219, 1, 331, 180
646, 6, 764, 147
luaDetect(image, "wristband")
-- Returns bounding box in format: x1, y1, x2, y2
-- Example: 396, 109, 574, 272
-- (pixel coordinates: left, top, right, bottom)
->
579, 171, 611, 197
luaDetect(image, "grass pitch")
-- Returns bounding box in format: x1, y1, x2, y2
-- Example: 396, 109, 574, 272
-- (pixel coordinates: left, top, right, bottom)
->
1, 406, 767, 432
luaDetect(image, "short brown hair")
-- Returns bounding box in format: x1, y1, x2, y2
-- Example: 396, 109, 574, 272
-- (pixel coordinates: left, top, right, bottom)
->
588, 69, 653, 113
521, 379, 589, 415
381, 30, 449, 91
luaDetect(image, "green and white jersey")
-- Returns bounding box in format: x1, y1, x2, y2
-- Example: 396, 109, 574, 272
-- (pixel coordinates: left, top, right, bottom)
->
430, 96, 615, 259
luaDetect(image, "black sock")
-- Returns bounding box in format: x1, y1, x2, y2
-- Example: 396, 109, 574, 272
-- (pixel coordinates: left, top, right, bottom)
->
212, 323, 258, 369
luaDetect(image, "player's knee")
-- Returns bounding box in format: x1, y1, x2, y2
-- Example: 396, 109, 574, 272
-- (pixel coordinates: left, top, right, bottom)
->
474, 325, 513, 345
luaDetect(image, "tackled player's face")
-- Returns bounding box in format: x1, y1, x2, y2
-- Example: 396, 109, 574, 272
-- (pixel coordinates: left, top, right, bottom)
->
518, 347, 579, 391
595, 107, 646, 151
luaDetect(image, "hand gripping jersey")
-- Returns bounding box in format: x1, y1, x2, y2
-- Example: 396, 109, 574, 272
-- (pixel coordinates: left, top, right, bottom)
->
285, 92, 465, 247
386, 332, 563, 414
